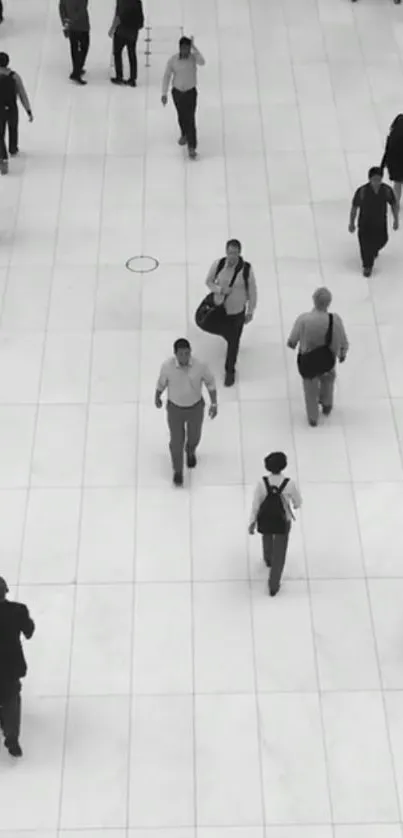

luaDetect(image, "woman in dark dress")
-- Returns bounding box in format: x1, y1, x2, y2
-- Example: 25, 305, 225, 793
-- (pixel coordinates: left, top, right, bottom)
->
381, 114, 403, 206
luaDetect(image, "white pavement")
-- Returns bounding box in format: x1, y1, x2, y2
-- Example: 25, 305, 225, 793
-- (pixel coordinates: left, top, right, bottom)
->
1, 0, 403, 835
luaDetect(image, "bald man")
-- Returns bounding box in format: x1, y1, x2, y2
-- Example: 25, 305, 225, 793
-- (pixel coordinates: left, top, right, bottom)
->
0, 578, 35, 757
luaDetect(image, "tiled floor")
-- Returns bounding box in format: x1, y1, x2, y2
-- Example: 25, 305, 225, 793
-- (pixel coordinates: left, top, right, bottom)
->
2, 0, 403, 834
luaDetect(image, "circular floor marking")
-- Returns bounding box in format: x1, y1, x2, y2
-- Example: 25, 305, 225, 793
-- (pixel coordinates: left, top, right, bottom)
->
125, 255, 159, 273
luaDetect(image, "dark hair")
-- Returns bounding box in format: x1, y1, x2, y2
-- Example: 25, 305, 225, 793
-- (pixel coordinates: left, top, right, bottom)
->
264, 452, 287, 474
0, 52, 10, 68
226, 239, 242, 251
179, 37, 192, 47
368, 166, 383, 179
173, 337, 191, 353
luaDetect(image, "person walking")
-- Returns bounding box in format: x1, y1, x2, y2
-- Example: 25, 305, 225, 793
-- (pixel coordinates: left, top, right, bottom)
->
161, 36, 205, 160
349, 166, 399, 277
249, 452, 302, 597
381, 114, 403, 206
0, 2, 3, 23
108, 0, 144, 86
287, 287, 349, 427
59, 0, 90, 85
155, 338, 217, 486
0, 52, 33, 176
198, 239, 257, 387
0, 577, 35, 757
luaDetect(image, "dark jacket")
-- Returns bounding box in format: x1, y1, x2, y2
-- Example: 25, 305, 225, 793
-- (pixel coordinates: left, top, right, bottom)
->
116, 0, 144, 39
0, 600, 35, 681
381, 134, 403, 183
59, 0, 90, 32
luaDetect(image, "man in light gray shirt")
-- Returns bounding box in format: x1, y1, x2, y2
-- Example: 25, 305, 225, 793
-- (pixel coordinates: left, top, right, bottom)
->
161, 36, 205, 159
287, 287, 349, 427
155, 338, 217, 487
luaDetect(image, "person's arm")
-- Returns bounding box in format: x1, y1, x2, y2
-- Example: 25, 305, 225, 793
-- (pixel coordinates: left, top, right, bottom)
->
161, 57, 174, 99
288, 480, 302, 511
387, 186, 399, 227
287, 316, 302, 350
13, 74, 32, 118
249, 480, 266, 531
205, 260, 220, 291
335, 314, 349, 362
245, 265, 257, 321
108, 13, 119, 36
349, 189, 361, 231
202, 365, 218, 416
20, 605, 35, 640
59, 0, 69, 28
155, 363, 169, 406
191, 42, 206, 66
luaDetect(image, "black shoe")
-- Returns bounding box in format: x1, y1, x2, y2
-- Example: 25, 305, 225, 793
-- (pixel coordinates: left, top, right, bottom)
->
70, 73, 87, 85
111, 77, 124, 85
363, 267, 372, 277
178, 135, 187, 146
173, 472, 183, 487
322, 405, 332, 416
9, 149, 18, 157
125, 79, 137, 87
224, 371, 235, 387
309, 420, 317, 427
186, 452, 197, 468
5, 739, 22, 757
188, 148, 197, 160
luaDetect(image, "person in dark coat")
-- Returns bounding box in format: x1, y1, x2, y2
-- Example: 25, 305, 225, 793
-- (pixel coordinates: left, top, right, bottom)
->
381, 114, 403, 206
59, 0, 91, 85
0, 577, 35, 757
108, 0, 144, 87
349, 166, 399, 277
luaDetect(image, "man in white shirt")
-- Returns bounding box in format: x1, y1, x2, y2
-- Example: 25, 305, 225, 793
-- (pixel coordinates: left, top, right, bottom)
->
155, 338, 217, 486
161, 36, 205, 159
204, 239, 258, 386
249, 452, 302, 596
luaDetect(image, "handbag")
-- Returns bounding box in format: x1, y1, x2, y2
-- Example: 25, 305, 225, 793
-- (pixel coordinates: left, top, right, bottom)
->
297, 314, 335, 380
195, 258, 248, 332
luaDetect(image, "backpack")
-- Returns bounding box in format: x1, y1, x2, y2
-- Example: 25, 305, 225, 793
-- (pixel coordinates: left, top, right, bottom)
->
195, 258, 250, 332
297, 314, 335, 380
0, 72, 17, 110
256, 477, 289, 535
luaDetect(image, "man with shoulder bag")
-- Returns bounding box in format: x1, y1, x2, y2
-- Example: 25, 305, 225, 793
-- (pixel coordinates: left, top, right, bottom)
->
287, 287, 349, 427
195, 238, 258, 387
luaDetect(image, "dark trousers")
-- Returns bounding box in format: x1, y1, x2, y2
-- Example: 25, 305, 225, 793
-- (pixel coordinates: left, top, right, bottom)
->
167, 399, 204, 474
0, 107, 18, 159
222, 310, 245, 374
113, 32, 138, 81
69, 30, 90, 77
262, 524, 291, 594
0, 679, 22, 744
0, 1, 3, 20
358, 227, 387, 270
172, 87, 197, 150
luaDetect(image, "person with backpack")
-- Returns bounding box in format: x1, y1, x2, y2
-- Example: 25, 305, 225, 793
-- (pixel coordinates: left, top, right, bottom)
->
0, 576, 35, 757
197, 239, 257, 387
0, 52, 33, 175
108, 0, 144, 87
349, 166, 399, 277
287, 287, 349, 427
249, 452, 302, 597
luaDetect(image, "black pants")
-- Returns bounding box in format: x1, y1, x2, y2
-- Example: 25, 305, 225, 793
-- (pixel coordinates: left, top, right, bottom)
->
0, 679, 21, 744
358, 227, 387, 270
113, 32, 138, 81
0, 1, 3, 21
69, 30, 90, 77
172, 87, 197, 150
262, 523, 291, 595
0, 107, 18, 160
222, 310, 245, 374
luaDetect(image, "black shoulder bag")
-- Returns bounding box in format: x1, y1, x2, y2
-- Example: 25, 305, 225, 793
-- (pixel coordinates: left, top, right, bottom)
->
195, 258, 250, 333
297, 314, 335, 380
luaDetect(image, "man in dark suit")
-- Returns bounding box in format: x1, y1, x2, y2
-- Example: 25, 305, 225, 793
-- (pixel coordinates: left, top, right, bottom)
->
108, 0, 144, 87
0, 577, 35, 757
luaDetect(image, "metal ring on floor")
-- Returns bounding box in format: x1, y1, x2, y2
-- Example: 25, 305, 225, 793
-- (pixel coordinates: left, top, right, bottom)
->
125, 255, 159, 273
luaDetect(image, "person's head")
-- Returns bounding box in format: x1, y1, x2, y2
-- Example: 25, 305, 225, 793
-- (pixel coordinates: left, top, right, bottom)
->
390, 114, 403, 138
264, 452, 287, 474
179, 37, 192, 59
225, 238, 242, 267
0, 53, 10, 69
0, 577, 9, 601
368, 166, 383, 189
312, 286, 332, 312
174, 337, 191, 366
